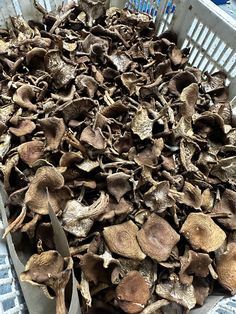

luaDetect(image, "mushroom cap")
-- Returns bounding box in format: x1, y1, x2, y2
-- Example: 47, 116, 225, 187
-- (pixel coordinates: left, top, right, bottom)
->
13, 84, 37, 112
137, 213, 180, 262
180, 213, 226, 252
106, 172, 131, 202
25, 166, 70, 215
179, 250, 212, 284
212, 189, 236, 230
116, 271, 150, 314
80, 126, 106, 150
216, 243, 236, 294
103, 220, 146, 260
168, 71, 197, 96
17, 140, 44, 167
9, 120, 36, 137
39, 117, 65, 151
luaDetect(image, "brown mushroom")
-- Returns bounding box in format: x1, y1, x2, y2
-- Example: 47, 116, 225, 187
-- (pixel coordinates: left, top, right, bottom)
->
80, 126, 106, 150
216, 243, 236, 294
180, 213, 226, 252
168, 71, 198, 96
9, 120, 36, 137
116, 271, 150, 313
39, 117, 65, 151
103, 220, 146, 260
25, 166, 70, 215
179, 250, 212, 284
20, 251, 73, 314
212, 189, 236, 230
137, 213, 180, 262
13, 84, 37, 112
17, 140, 44, 167
106, 172, 131, 202
131, 107, 154, 140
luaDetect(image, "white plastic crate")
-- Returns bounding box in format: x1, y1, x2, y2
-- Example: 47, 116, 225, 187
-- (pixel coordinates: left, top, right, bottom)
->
0, 0, 236, 313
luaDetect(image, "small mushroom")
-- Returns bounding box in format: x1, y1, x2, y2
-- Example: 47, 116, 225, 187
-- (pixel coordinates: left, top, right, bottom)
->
13, 84, 37, 112
116, 271, 150, 313
17, 140, 44, 167
25, 166, 70, 215
216, 243, 236, 294
168, 71, 197, 96
212, 189, 236, 230
75, 74, 98, 98
179, 250, 212, 284
9, 120, 36, 137
180, 213, 226, 252
39, 117, 65, 151
80, 126, 106, 150
137, 213, 180, 262
106, 172, 131, 202
143, 181, 175, 212
131, 107, 154, 140
103, 220, 146, 260
20, 250, 73, 314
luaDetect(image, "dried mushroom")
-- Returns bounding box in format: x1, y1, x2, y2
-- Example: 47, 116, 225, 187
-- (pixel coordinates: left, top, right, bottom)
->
137, 214, 180, 262
116, 271, 150, 313
20, 251, 73, 314
0, 2, 235, 313
180, 213, 226, 252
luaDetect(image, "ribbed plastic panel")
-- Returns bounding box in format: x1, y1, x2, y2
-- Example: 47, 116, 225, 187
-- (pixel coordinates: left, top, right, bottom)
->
0, 222, 27, 314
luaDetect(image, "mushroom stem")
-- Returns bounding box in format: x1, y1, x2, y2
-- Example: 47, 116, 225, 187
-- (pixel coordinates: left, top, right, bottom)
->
56, 287, 66, 314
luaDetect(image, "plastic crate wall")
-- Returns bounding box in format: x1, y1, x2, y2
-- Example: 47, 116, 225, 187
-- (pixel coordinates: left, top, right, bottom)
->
124, 0, 236, 100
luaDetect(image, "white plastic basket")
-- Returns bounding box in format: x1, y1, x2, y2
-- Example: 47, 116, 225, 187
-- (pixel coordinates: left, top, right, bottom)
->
0, 0, 236, 313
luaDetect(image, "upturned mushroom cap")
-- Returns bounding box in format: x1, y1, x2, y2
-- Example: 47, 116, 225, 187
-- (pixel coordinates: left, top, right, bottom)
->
103, 220, 146, 260
9, 120, 36, 137
212, 189, 236, 230
168, 71, 197, 96
106, 172, 132, 202
137, 213, 180, 262
116, 271, 150, 314
20, 250, 73, 314
80, 126, 106, 150
180, 213, 226, 252
25, 166, 70, 215
13, 84, 37, 112
39, 117, 65, 151
179, 250, 212, 284
17, 140, 44, 166
216, 243, 236, 294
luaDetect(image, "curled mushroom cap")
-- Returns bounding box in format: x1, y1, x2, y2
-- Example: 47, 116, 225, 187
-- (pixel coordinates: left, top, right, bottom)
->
17, 140, 44, 167
25, 166, 70, 215
39, 117, 65, 151
137, 213, 180, 262
20, 250, 73, 314
179, 250, 212, 285
180, 213, 226, 252
216, 243, 236, 294
212, 189, 236, 230
9, 120, 36, 137
13, 84, 37, 112
116, 271, 150, 314
103, 220, 146, 260
26, 47, 47, 66
168, 71, 197, 96
106, 172, 132, 202
80, 126, 106, 150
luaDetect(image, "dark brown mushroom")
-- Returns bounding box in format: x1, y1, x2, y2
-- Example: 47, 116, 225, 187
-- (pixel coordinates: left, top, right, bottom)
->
13, 84, 37, 112
39, 117, 65, 151
20, 251, 73, 314
116, 271, 150, 313
103, 220, 146, 260
106, 172, 132, 202
17, 140, 44, 167
9, 120, 36, 137
137, 213, 180, 262
25, 166, 71, 215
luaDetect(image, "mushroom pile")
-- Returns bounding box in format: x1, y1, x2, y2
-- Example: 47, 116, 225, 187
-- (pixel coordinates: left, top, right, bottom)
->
0, 1, 236, 313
